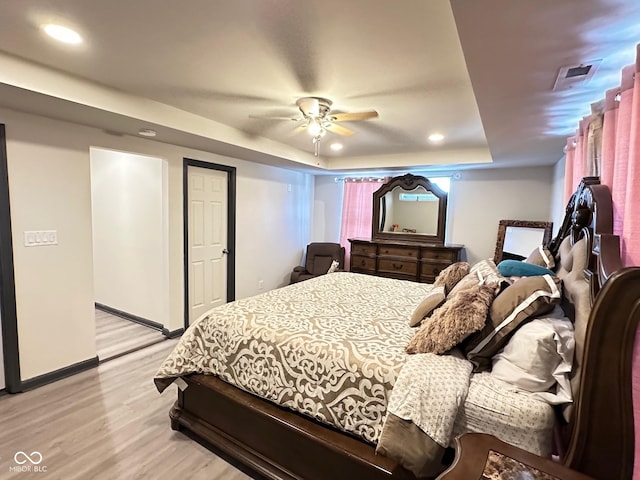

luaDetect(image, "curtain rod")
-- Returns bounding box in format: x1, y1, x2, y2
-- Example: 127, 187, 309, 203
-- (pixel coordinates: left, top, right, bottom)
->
333, 173, 460, 183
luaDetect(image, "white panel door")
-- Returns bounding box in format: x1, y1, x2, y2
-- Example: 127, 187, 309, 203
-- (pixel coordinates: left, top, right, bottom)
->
188, 166, 228, 325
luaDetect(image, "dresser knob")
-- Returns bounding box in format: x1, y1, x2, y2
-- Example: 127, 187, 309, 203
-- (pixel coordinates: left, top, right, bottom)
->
361, 259, 366, 266
393, 263, 403, 270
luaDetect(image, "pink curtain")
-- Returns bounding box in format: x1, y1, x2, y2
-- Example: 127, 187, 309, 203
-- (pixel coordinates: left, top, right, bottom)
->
564, 47, 640, 267
611, 65, 635, 243
600, 88, 619, 190
339, 179, 386, 270
622, 45, 640, 267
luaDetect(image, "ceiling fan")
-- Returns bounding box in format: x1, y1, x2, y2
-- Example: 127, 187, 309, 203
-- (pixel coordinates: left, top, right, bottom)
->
250, 96, 378, 156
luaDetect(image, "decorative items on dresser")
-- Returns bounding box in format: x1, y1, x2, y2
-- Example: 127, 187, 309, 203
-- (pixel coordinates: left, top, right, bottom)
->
349, 238, 463, 283
349, 173, 464, 283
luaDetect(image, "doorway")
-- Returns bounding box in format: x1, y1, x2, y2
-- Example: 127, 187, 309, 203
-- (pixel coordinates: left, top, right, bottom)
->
0, 124, 19, 392
90, 147, 169, 361
183, 159, 236, 329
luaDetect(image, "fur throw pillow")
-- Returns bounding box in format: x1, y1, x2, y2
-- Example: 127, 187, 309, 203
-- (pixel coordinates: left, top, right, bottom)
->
433, 262, 470, 294
406, 283, 497, 355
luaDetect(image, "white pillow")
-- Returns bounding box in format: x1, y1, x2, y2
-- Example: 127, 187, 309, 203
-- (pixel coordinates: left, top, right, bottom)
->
490, 306, 574, 405
327, 260, 340, 273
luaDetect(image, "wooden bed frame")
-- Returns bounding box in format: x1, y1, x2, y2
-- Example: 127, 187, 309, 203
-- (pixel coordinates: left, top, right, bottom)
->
168, 178, 639, 480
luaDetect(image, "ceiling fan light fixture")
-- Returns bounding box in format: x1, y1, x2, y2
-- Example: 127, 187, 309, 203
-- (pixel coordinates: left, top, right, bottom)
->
330, 143, 343, 151
307, 118, 324, 136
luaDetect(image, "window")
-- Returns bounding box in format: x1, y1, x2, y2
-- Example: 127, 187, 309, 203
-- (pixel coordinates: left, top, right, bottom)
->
398, 192, 437, 202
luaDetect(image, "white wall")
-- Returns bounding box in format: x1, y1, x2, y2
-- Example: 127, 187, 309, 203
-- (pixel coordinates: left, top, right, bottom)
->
448, 167, 554, 264
90, 148, 169, 325
235, 166, 313, 298
312, 175, 343, 242
313, 167, 555, 266
5, 115, 96, 380
1, 107, 313, 382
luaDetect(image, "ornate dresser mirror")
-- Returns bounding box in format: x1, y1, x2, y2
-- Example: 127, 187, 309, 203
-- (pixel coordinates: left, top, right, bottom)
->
350, 173, 462, 283
493, 220, 553, 264
372, 173, 447, 244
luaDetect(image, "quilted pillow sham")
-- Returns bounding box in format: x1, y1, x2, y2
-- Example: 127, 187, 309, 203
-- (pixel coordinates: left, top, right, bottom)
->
462, 274, 562, 369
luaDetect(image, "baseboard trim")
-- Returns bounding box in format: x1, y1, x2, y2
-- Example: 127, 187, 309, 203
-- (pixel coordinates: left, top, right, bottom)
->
95, 303, 163, 331
20, 356, 99, 392
162, 327, 184, 339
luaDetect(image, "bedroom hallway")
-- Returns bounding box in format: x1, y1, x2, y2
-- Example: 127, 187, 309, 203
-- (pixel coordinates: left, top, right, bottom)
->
95, 308, 167, 362
0, 340, 251, 479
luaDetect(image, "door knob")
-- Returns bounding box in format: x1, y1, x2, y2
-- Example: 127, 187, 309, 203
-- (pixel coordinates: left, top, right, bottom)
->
222, 248, 230, 255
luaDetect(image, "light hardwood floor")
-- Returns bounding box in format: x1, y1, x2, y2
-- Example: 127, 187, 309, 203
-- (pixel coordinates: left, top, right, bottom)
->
95, 309, 167, 362
0, 340, 252, 480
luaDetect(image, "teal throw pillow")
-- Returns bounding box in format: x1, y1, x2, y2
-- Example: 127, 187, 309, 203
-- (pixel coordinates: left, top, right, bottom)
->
498, 259, 555, 277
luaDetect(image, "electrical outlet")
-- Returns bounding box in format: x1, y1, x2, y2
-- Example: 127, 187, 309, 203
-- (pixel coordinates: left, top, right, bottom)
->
24, 230, 58, 247
258, 280, 264, 290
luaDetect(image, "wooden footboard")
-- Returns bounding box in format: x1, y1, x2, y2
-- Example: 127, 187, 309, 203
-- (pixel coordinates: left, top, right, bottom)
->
170, 374, 417, 480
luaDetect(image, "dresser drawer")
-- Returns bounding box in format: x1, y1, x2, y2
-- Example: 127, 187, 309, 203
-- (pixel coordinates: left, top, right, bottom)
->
420, 248, 459, 262
378, 258, 418, 276
351, 242, 377, 255
419, 260, 453, 282
378, 245, 419, 258
351, 255, 376, 272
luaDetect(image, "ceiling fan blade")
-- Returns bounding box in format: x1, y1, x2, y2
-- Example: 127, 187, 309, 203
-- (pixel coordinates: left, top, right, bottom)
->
249, 114, 299, 121
325, 123, 355, 137
330, 111, 379, 122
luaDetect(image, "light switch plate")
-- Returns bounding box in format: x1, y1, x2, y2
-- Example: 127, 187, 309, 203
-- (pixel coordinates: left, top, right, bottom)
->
24, 230, 58, 247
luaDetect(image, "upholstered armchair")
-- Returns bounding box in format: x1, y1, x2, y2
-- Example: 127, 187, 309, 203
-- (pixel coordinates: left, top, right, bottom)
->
290, 242, 346, 284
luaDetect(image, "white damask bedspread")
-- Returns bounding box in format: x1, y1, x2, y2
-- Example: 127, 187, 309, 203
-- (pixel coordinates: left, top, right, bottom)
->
154, 272, 435, 443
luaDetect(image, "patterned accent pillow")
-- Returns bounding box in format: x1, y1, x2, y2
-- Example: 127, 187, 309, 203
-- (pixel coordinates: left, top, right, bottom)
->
433, 262, 470, 294
327, 260, 340, 273
406, 283, 497, 355
462, 274, 562, 370
409, 286, 446, 327
470, 259, 506, 285
448, 270, 482, 298
526, 245, 556, 269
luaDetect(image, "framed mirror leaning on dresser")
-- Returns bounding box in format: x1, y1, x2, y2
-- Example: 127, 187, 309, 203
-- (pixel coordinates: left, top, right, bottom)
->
349, 174, 464, 284
493, 220, 553, 264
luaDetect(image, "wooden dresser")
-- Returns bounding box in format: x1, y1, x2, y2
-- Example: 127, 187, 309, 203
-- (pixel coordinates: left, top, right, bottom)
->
349, 238, 464, 283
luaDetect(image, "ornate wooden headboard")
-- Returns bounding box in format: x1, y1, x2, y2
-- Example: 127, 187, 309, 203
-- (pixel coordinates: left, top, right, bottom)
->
550, 178, 638, 480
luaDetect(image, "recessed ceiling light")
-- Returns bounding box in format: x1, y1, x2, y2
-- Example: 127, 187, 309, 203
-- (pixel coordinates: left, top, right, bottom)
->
428, 133, 445, 143
43, 24, 83, 45
138, 129, 157, 137
330, 143, 343, 151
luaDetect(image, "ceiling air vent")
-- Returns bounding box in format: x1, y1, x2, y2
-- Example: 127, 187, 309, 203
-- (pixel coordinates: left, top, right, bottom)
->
553, 59, 602, 91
